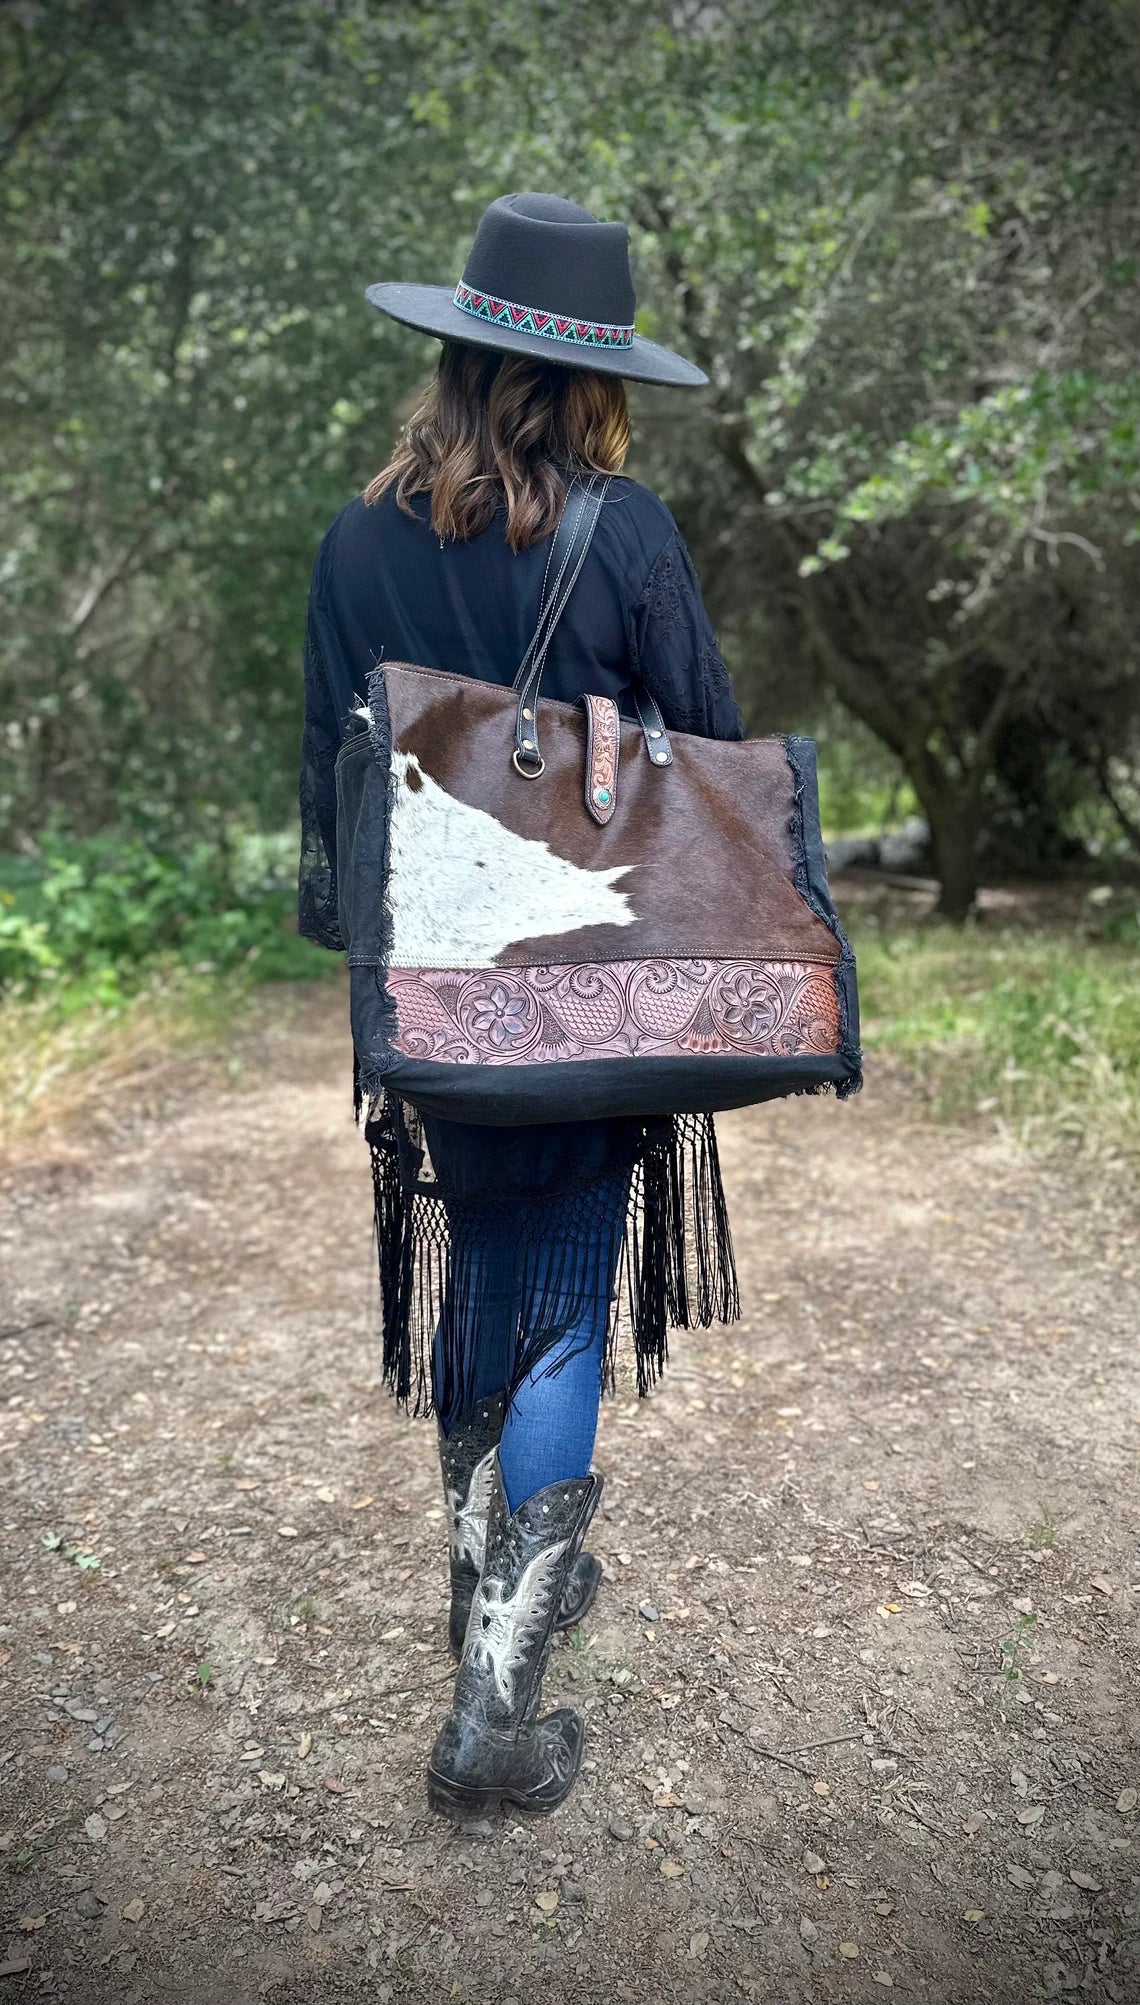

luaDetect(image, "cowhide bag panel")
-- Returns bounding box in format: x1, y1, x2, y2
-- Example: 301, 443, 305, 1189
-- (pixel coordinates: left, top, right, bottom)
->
335, 663, 861, 1125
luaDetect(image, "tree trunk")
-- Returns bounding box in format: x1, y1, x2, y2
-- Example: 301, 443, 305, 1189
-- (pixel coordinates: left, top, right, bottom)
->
923, 797, 982, 922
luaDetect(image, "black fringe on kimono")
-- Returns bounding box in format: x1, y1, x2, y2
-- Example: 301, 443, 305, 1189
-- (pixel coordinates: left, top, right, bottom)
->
358, 1082, 738, 1421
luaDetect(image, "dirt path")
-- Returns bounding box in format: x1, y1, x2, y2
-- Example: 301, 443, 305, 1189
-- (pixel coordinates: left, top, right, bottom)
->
1, 980, 1137, 2005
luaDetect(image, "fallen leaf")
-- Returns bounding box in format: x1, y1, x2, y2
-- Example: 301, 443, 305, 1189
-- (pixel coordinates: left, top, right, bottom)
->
84, 1814, 107, 1842
17, 1918, 46, 1933
351, 1496, 374, 1510
183, 1552, 207, 1565
660, 1859, 684, 1878
839, 1941, 860, 1959
1007, 1865, 1034, 1888
873, 1975, 893, 1989
963, 1814, 985, 1834
306, 1905, 322, 1932
122, 1899, 144, 1924
312, 1882, 334, 1907
689, 1931, 709, 1958
803, 1850, 826, 1876
534, 1891, 558, 1914
1089, 1576, 1113, 1596
963, 1908, 985, 1922
812, 1780, 830, 1797
234, 1480, 260, 1491
1017, 1805, 1046, 1825
315, 1488, 336, 1504
654, 1791, 680, 1808
258, 1771, 286, 1790
298, 1732, 313, 1759
0, 1959, 32, 1977
277, 1526, 299, 1540
1069, 1870, 1102, 1891
1116, 1788, 1137, 1813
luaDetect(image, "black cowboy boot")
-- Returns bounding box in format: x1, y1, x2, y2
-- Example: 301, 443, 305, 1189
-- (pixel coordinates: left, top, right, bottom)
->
438, 1396, 602, 1659
427, 1458, 603, 1819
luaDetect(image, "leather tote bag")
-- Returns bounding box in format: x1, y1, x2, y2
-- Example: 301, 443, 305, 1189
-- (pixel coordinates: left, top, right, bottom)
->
335, 475, 861, 1126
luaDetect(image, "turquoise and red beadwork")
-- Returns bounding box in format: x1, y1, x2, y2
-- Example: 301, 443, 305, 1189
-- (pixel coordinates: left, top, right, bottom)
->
453, 281, 634, 349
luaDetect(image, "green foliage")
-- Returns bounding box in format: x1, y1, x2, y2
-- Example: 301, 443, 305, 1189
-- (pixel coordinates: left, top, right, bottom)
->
41, 1529, 102, 1571
1, 0, 1137, 922
0, 826, 330, 996
797, 374, 1140, 580
999, 1611, 1038, 1684
855, 916, 1140, 1163
815, 714, 918, 836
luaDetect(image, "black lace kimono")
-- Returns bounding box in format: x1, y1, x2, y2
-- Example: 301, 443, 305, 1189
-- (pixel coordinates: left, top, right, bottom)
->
298, 476, 745, 1414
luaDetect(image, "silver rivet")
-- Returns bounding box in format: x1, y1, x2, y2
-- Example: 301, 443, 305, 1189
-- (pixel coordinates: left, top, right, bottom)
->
523, 707, 534, 721
649, 729, 661, 739
523, 738, 535, 751
654, 751, 668, 764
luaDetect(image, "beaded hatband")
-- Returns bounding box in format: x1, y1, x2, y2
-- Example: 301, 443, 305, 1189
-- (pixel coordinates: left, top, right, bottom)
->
453, 280, 634, 350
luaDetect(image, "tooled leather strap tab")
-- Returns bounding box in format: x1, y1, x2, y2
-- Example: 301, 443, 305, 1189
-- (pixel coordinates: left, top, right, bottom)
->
579, 694, 620, 825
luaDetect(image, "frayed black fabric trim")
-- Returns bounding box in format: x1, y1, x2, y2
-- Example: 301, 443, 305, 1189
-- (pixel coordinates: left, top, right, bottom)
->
782, 733, 863, 1098
352, 669, 401, 1124
365, 1096, 740, 1419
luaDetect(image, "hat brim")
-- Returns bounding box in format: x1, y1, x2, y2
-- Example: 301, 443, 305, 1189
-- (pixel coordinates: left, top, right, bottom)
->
365, 282, 708, 388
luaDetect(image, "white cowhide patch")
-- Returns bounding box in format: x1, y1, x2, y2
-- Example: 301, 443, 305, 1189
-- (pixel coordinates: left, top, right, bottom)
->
386, 751, 636, 968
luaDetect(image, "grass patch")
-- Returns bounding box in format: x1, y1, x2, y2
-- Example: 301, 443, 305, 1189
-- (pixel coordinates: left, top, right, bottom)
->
0, 961, 257, 1152
854, 920, 1140, 1166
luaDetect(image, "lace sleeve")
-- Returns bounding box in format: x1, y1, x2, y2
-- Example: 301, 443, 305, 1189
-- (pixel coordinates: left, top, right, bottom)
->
297, 602, 346, 952
628, 531, 744, 742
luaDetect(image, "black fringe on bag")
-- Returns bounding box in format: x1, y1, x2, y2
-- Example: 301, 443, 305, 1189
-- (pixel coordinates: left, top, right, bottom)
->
364, 1094, 739, 1419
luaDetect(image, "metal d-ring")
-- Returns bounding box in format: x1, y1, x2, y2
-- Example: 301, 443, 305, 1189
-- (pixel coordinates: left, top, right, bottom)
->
512, 749, 546, 779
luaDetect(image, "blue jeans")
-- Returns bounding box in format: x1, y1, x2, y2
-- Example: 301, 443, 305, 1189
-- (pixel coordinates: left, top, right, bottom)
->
432, 1181, 627, 1513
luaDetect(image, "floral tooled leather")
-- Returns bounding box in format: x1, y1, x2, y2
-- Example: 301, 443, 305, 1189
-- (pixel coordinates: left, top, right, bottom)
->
388, 957, 841, 1064
581, 694, 620, 826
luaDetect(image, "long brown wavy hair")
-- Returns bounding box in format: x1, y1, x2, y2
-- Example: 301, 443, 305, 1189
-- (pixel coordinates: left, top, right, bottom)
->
364, 340, 631, 551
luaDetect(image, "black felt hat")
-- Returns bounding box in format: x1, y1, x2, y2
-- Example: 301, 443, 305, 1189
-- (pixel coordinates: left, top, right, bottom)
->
365, 191, 707, 388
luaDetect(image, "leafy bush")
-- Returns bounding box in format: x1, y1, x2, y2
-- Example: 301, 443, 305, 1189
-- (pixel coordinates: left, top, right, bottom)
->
0, 825, 332, 998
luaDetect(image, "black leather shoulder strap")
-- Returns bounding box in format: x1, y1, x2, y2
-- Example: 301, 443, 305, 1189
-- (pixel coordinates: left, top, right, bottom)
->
510, 471, 674, 779
513, 474, 608, 694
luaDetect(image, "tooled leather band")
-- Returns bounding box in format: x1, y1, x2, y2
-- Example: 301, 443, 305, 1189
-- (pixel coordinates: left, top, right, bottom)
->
580, 694, 620, 825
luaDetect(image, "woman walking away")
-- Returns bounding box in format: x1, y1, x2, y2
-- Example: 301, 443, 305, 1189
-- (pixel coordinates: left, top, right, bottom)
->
298, 193, 858, 1821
